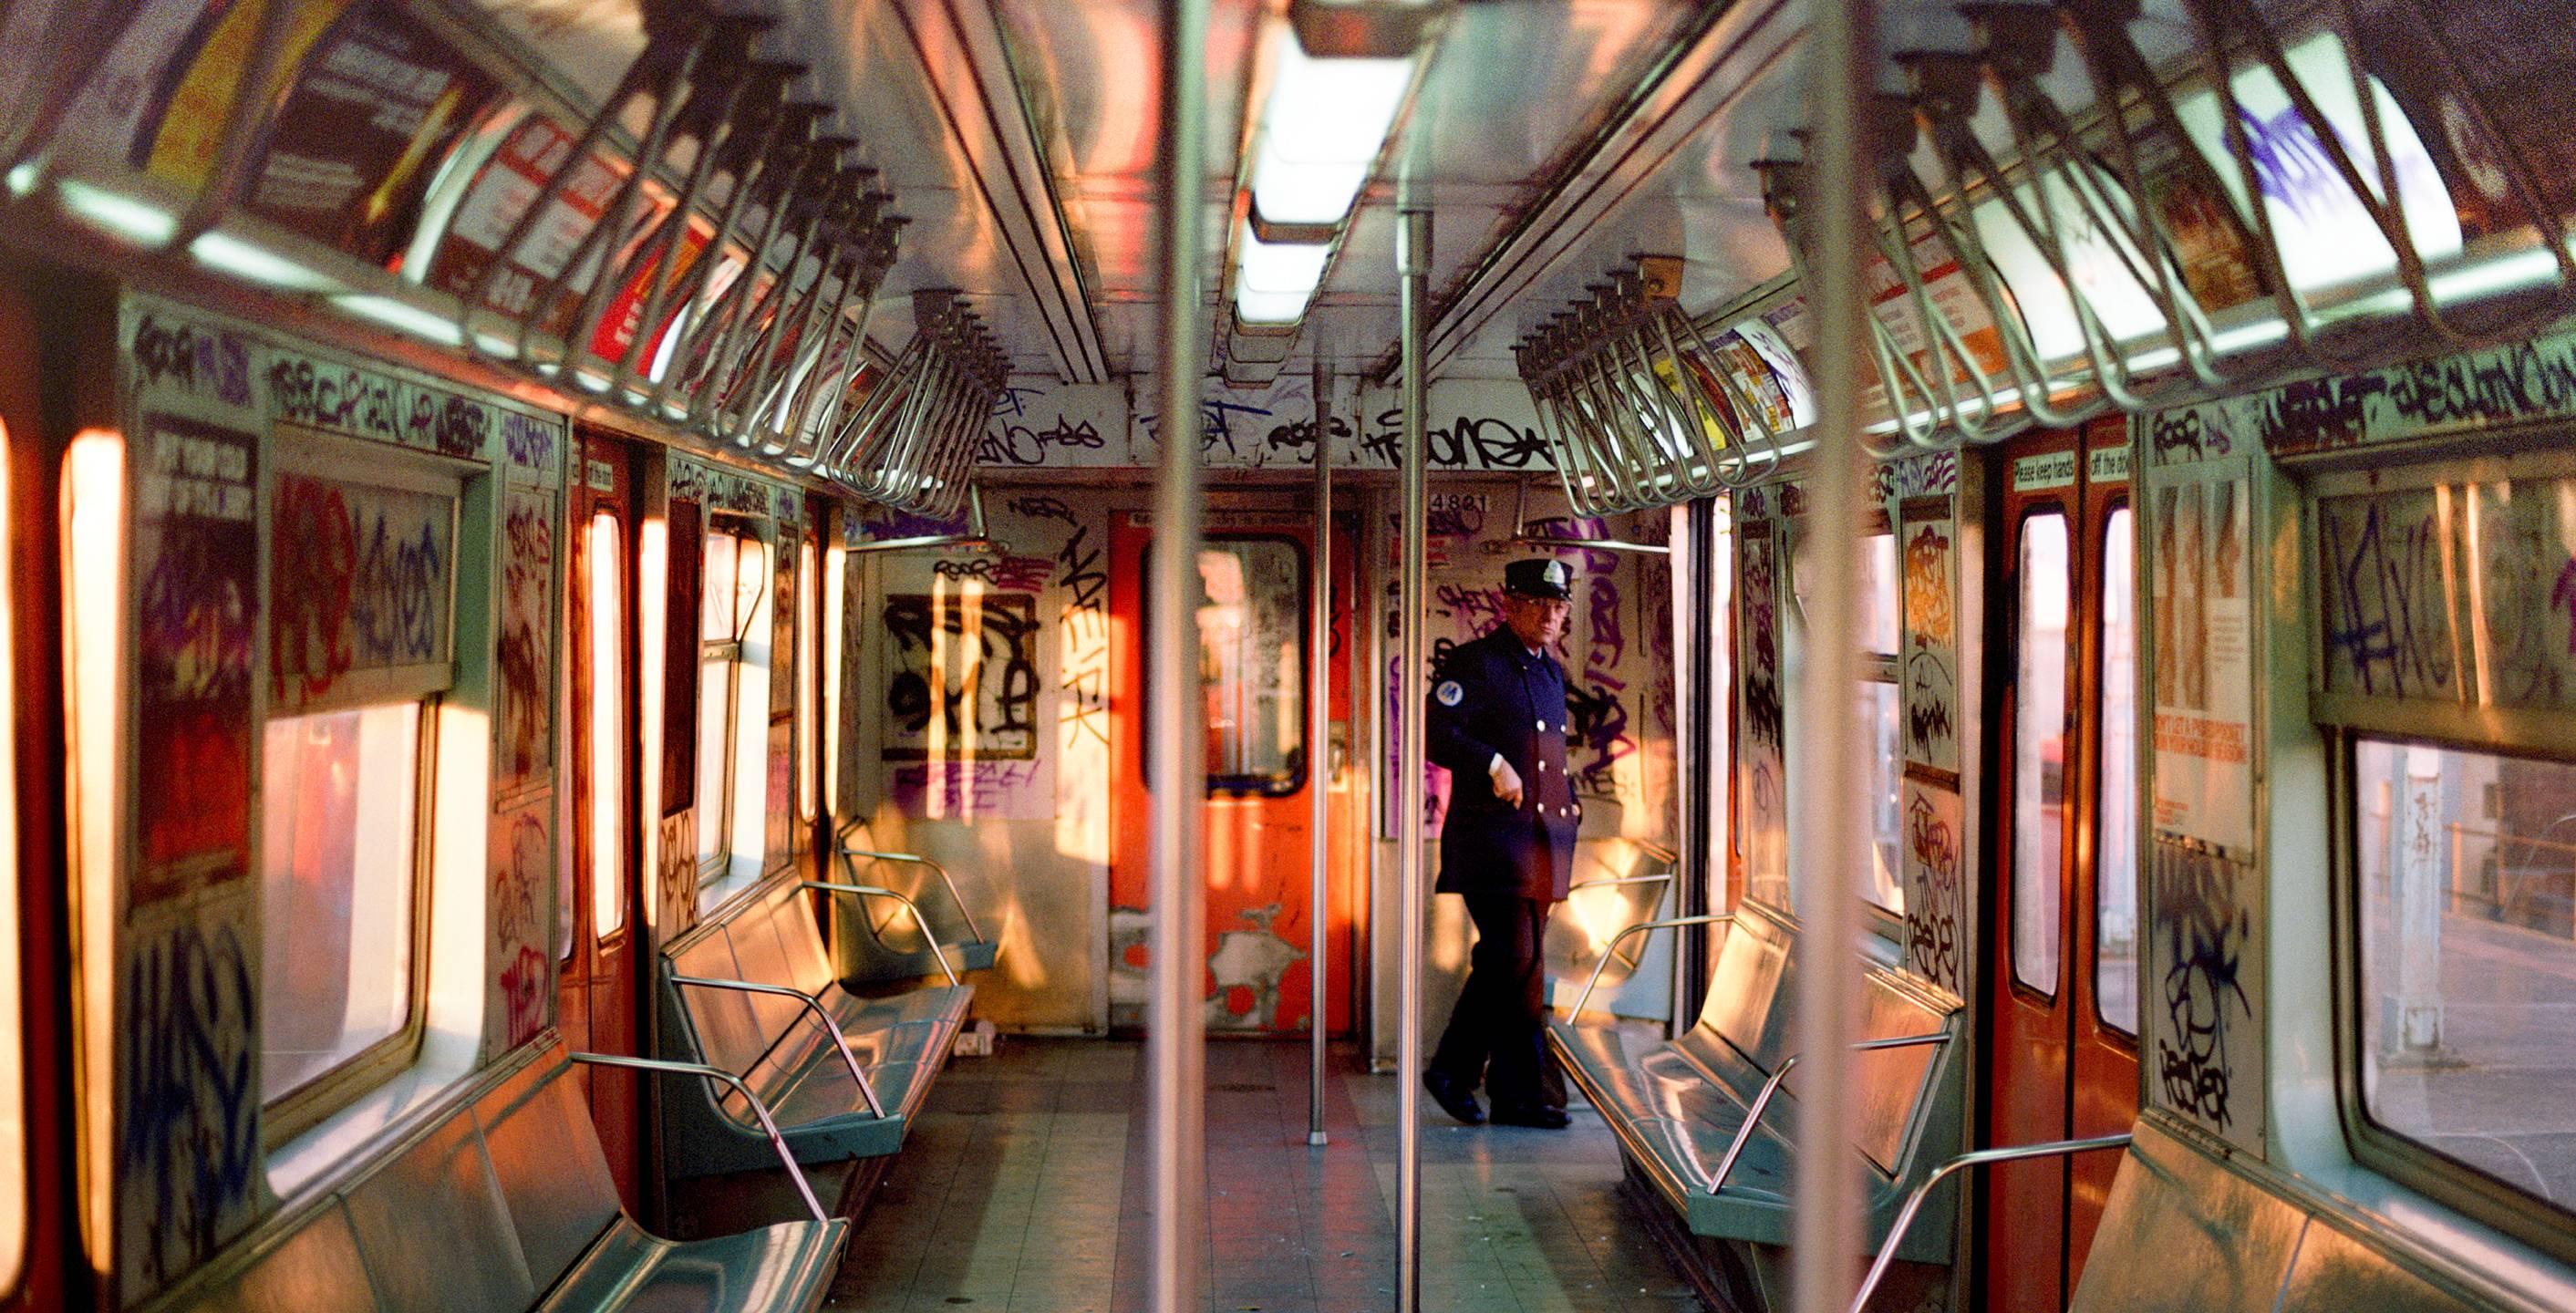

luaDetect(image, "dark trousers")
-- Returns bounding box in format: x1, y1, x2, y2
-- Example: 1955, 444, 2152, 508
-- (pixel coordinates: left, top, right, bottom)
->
1429, 893, 1567, 1111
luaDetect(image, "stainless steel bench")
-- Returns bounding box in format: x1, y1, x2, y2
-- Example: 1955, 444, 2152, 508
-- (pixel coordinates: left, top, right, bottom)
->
145, 1039, 844, 1313
660, 871, 974, 1178
1545, 899, 1967, 1262
828, 823, 1000, 983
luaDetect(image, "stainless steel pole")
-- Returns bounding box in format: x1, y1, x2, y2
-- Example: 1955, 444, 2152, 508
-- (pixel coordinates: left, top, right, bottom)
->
1396, 204, 1432, 1313
1790, 2, 1877, 1313
1149, 4, 1211, 1310
1310, 355, 1335, 1148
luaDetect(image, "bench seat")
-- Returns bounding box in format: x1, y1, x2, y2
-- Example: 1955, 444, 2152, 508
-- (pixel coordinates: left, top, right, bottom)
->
830, 840, 1002, 983
1547, 901, 1965, 1264
146, 1039, 844, 1313
663, 874, 973, 1178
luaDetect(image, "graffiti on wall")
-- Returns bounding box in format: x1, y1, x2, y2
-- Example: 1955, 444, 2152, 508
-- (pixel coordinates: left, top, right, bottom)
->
2149, 840, 2262, 1152
497, 485, 557, 791
658, 810, 698, 936
882, 592, 1041, 760
119, 915, 261, 1291
269, 470, 456, 710
1900, 783, 1964, 993
2319, 478, 2576, 713
490, 805, 553, 1051
1898, 501, 1959, 775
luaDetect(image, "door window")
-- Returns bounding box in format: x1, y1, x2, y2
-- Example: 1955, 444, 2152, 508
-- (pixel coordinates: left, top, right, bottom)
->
2095, 507, 2138, 1032
2013, 512, 2071, 995
588, 512, 627, 939
1196, 539, 1307, 794
696, 522, 769, 896
0, 441, 21, 1296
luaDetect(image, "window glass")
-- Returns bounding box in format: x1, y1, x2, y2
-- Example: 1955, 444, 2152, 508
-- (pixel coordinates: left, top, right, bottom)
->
589, 513, 626, 939
1858, 531, 1900, 656
1862, 678, 1904, 913
698, 526, 769, 905
260, 703, 424, 1103
2096, 508, 2138, 1032
1197, 540, 1306, 791
2355, 739, 2576, 1208
2013, 512, 2070, 995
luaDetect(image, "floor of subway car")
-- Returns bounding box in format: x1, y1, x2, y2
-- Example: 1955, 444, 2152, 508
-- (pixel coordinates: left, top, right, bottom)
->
824, 1038, 1702, 1313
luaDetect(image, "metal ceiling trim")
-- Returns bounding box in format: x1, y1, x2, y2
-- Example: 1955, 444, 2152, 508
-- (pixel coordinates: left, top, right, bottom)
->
890, 0, 1110, 384
1362, 0, 1790, 385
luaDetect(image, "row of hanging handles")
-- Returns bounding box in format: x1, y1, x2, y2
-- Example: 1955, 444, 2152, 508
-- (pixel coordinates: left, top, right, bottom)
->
0, 1, 1008, 515
1522, 0, 2576, 510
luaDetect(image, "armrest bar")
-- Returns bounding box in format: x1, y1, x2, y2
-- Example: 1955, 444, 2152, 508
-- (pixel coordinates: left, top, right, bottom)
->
1849, 1132, 2134, 1313
1708, 1031, 1952, 1195
801, 882, 961, 986
1567, 914, 1732, 1019
569, 1051, 833, 1224
834, 846, 986, 946
668, 974, 885, 1118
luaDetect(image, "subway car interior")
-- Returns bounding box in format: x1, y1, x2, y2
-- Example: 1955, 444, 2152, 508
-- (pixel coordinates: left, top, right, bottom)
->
3, 0, 2576, 1310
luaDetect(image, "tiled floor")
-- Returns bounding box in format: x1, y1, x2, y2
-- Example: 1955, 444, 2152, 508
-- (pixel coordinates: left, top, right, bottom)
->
826, 1039, 1702, 1313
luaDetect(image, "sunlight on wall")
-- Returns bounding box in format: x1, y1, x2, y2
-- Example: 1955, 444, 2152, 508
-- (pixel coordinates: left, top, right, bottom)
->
0, 430, 25, 1294
62, 429, 123, 1283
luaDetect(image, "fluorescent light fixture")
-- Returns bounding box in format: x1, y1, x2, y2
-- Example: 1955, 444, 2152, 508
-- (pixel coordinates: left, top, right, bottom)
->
57, 180, 176, 245
189, 232, 344, 294
1233, 219, 1329, 324
1248, 25, 1413, 226
333, 294, 466, 347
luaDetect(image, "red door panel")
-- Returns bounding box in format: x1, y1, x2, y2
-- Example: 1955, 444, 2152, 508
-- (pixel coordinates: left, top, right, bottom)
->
1109, 509, 1360, 1036
565, 430, 643, 1210
1983, 419, 2140, 1310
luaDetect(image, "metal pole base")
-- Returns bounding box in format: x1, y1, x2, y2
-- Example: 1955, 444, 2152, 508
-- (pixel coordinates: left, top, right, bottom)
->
1308, 1131, 1329, 1147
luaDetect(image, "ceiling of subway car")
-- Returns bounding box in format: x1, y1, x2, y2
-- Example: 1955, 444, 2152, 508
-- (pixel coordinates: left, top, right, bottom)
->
469, 0, 2193, 385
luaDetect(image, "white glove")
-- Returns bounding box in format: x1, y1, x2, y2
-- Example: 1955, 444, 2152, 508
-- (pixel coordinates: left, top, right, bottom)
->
1488, 754, 1526, 808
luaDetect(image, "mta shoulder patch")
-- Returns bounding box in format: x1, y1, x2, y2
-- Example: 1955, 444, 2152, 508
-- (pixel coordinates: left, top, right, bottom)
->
1435, 679, 1464, 707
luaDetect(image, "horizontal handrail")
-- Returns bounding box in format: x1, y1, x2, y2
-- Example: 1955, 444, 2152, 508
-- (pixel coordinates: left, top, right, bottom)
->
1848, 1132, 2136, 1312
835, 843, 987, 944
801, 881, 961, 986
569, 1051, 832, 1224
667, 974, 885, 1118
1567, 913, 1731, 1019
1707, 1031, 1951, 1195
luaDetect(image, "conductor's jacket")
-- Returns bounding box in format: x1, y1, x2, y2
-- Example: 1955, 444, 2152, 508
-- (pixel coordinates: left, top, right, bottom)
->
1425, 626, 1580, 901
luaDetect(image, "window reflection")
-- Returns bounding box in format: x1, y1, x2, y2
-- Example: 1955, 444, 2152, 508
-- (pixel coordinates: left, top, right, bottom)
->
2356, 739, 2576, 1208
1197, 540, 1306, 791
2097, 508, 2138, 1032
2014, 512, 2070, 995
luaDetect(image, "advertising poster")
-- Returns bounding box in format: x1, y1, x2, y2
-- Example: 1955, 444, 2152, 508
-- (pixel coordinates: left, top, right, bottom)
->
2148, 468, 2256, 855
247, 5, 500, 264
130, 413, 263, 906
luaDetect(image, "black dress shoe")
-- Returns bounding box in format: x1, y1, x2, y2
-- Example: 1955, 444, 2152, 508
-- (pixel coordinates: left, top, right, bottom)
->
1491, 1104, 1572, 1130
1422, 1070, 1485, 1125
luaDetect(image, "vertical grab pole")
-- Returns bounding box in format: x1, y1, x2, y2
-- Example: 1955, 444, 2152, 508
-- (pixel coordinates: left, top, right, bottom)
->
1310, 355, 1334, 1147
1396, 204, 1433, 1313
1791, 3, 1878, 1313
1148, 3, 1211, 1311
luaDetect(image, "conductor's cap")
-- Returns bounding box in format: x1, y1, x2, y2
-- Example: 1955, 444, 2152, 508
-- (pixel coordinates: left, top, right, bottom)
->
1503, 558, 1573, 600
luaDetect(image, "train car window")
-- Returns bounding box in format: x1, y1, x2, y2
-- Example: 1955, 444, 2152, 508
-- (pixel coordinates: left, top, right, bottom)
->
797, 536, 819, 822
0, 439, 22, 1296
2013, 512, 2071, 996
258, 704, 428, 1104
2096, 507, 2139, 1033
261, 449, 455, 1137
1783, 528, 1904, 915
697, 521, 771, 906
2313, 453, 2576, 1246
2352, 740, 2576, 1216
589, 512, 627, 940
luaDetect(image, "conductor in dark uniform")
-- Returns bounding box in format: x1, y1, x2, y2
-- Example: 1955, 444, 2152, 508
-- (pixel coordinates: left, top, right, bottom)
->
1422, 558, 1580, 1129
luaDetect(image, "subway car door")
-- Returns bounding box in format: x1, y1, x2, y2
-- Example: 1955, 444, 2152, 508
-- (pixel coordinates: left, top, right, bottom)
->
1982, 419, 2141, 1310
1109, 510, 1358, 1036
563, 429, 645, 1207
